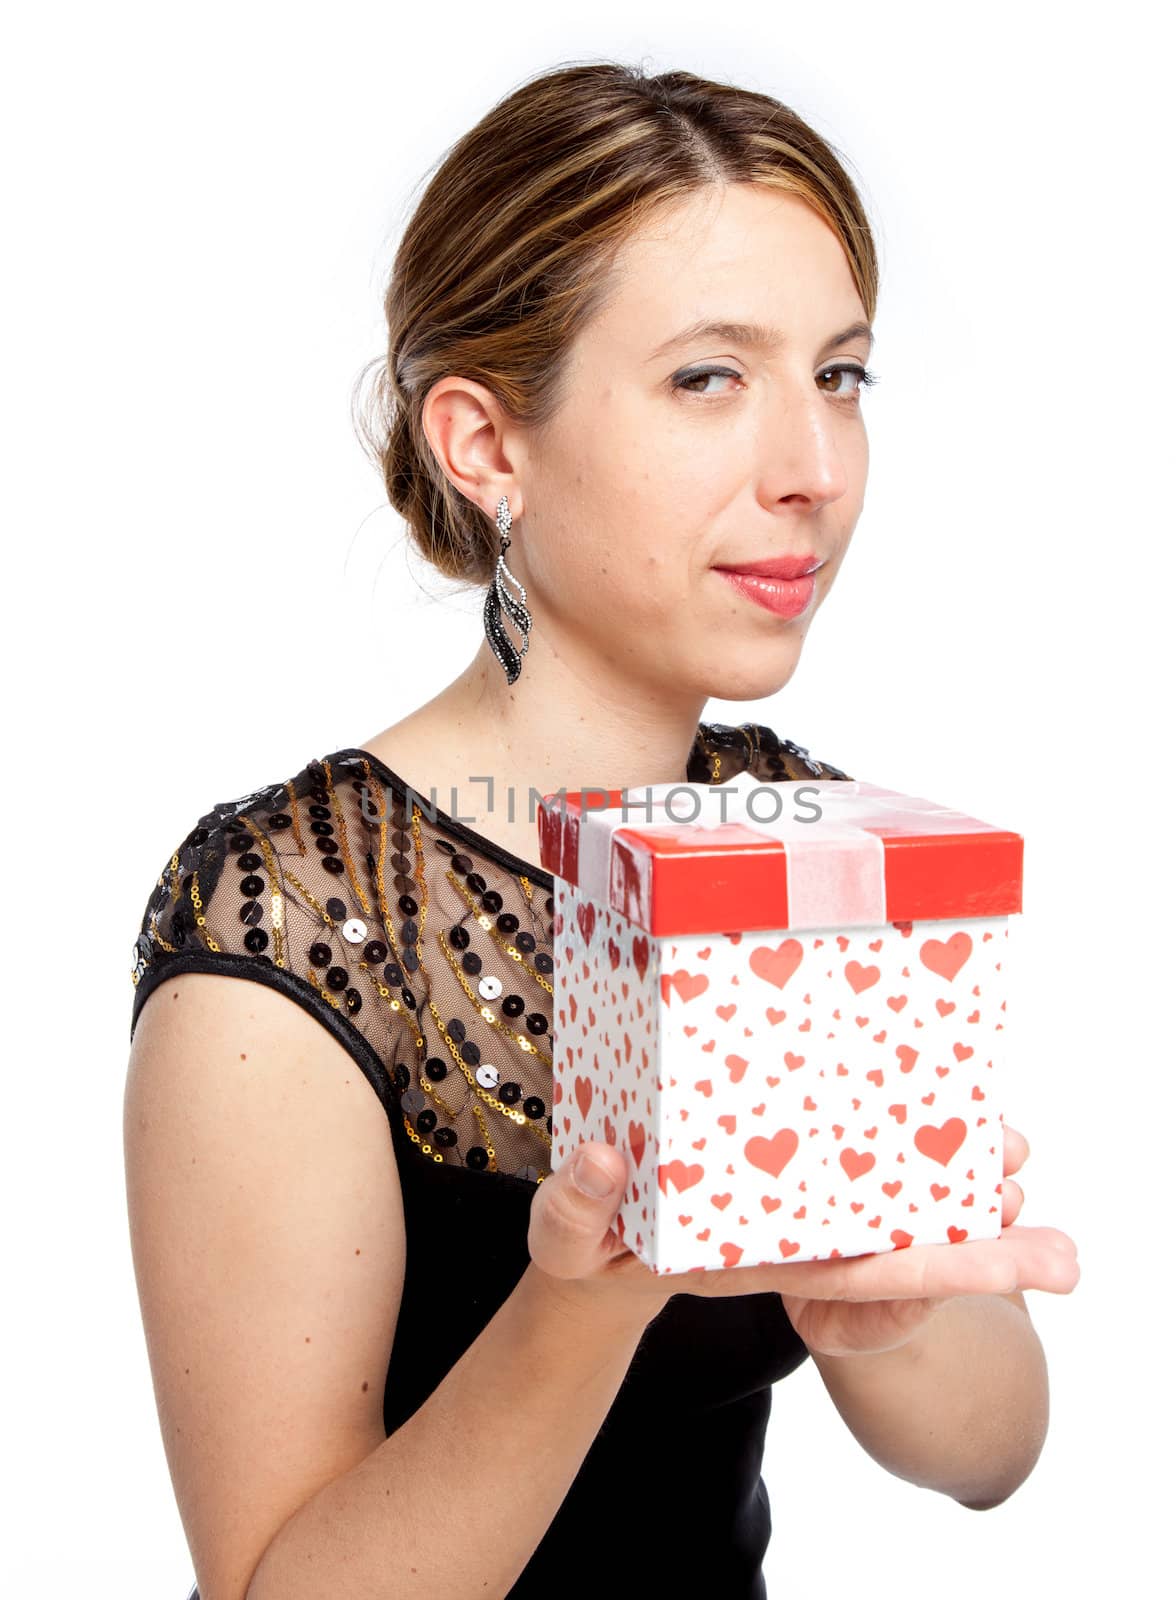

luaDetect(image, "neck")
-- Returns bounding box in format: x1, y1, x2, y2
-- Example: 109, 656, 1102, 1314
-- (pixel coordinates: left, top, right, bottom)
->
409, 634, 708, 805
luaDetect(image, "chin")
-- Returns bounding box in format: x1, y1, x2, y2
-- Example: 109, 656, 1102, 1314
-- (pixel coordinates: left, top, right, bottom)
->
703, 645, 805, 703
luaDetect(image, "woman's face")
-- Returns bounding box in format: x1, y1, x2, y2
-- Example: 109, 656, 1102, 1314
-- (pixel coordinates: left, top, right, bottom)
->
518, 180, 872, 706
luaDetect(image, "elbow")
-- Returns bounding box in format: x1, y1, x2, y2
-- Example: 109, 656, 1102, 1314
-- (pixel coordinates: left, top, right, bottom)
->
955, 1465, 1036, 1512
956, 1492, 1009, 1512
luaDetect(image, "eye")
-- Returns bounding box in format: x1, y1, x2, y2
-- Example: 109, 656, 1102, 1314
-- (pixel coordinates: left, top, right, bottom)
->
671, 364, 744, 396
817, 363, 880, 404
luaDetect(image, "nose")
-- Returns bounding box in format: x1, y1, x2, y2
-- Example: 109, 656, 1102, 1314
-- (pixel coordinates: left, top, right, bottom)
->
756, 375, 851, 511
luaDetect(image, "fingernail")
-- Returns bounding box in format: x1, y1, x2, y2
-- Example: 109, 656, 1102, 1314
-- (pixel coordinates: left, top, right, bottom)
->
573, 1149, 616, 1197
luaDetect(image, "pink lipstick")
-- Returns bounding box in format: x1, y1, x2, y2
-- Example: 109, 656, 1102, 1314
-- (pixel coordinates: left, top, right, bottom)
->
713, 554, 823, 619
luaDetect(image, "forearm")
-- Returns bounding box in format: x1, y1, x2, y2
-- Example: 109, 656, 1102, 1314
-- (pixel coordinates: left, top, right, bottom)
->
807, 1295, 1050, 1509
247, 1262, 652, 1599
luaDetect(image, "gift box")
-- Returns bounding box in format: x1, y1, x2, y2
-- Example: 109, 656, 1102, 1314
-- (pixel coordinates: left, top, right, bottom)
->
537, 770, 1022, 1275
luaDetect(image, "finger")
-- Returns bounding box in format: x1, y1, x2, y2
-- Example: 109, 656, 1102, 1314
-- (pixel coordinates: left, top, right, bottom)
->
739, 1224, 1080, 1302
999, 1222, 1078, 1258
527, 1141, 628, 1281
1002, 1122, 1030, 1176
1001, 1175, 1024, 1228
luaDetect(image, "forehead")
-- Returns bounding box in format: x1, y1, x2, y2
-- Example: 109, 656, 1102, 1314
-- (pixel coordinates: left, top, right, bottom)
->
590, 183, 861, 347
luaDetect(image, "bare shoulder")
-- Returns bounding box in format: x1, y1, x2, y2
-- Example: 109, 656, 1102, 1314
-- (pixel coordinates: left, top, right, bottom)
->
124, 970, 406, 1599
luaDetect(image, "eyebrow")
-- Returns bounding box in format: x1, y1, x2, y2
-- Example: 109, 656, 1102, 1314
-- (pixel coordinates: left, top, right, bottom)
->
645, 317, 875, 363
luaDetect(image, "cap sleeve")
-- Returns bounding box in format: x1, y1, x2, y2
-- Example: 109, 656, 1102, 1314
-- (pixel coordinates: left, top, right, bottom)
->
745, 723, 854, 782
129, 757, 417, 1141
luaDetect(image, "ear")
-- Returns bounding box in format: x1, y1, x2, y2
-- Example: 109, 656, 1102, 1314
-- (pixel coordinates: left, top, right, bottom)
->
420, 375, 525, 525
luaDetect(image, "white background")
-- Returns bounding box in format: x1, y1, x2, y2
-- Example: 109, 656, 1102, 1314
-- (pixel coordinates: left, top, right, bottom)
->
3, 1, 1171, 1594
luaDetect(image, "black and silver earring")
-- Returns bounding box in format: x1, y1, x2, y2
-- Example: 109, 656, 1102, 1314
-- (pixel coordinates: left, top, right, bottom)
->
482, 494, 532, 684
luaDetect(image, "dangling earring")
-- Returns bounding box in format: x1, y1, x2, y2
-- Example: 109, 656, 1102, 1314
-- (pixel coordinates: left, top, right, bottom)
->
482, 494, 532, 684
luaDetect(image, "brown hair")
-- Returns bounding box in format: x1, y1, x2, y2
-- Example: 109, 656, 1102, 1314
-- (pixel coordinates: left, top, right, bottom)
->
353, 59, 879, 587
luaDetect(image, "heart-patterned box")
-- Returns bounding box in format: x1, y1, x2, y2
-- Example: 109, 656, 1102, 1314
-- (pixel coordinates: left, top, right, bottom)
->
537, 770, 1023, 1275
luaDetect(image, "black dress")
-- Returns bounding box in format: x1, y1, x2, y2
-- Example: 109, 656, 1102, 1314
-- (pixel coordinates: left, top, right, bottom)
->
129, 721, 853, 1600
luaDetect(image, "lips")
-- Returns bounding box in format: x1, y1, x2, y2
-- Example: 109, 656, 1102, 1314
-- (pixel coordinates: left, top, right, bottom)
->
713, 554, 823, 581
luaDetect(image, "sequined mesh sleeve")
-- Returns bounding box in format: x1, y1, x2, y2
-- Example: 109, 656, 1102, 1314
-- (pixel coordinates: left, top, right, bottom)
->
129, 726, 850, 1178
129, 757, 418, 1139
683, 720, 855, 785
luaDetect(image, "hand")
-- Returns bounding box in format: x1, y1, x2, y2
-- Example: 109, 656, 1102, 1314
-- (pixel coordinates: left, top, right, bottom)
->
778, 1120, 1079, 1358
527, 1124, 1079, 1340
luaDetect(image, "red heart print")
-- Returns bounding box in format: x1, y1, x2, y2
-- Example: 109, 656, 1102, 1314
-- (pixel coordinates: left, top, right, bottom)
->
914, 1116, 967, 1167
845, 961, 880, 994
725, 1053, 749, 1084
628, 1121, 646, 1167
658, 1159, 704, 1195
631, 934, 650, 980
839, 1147, 875, 1181
660, 969, 709, 1004
749, 939, 804, 990
720, 1242, 743, 1267
745, 1127, 799, 1178
574, 1076, 593, 1119
607, 937, 621, 970
576, 902, 596, 945
920, 931, 973, 982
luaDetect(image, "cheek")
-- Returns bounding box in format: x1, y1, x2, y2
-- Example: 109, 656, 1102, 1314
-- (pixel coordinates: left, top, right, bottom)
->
533, 472, 695, 612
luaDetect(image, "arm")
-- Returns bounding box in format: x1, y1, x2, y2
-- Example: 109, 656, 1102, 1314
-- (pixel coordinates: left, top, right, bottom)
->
248, 1263, 648, 1598
805, 1290, 1049, 1509
126, 972, 651, 1600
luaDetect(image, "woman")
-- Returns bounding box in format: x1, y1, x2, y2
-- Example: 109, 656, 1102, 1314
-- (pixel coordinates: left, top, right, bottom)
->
125, 61, 1078, 1600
